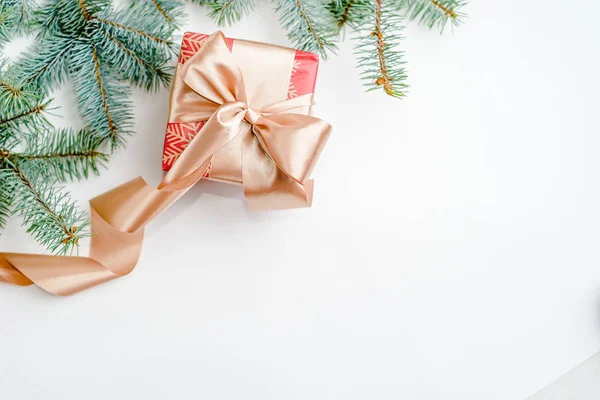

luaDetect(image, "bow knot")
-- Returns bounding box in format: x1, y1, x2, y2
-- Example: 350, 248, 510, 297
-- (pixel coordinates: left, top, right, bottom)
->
243, 105, 262, 125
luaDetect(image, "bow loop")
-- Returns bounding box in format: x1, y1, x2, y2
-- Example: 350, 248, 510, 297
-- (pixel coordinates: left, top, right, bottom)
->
178, 32, 248, 106
252, 114, 331, 184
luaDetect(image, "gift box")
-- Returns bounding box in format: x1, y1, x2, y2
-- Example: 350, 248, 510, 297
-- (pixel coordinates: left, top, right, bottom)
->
162, 32, 321, 181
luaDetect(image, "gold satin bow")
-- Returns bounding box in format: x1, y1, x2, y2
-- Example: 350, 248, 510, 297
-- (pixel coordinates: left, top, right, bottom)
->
0, 32, 331, 295
168, 32, 331, 209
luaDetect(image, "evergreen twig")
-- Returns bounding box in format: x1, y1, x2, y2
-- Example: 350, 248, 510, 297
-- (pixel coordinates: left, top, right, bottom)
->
0, 60, 108, 253
208, 0, 257, 26
274, 0, 338, 59
0, 161, 90, 255
400, 0, 466, 31
0, 0, 37, 47
144, 0, 186, 25
11, 128, 109, 182
17, 0, 180, 150
327, 0, 371, 30
354, 0, 407, 98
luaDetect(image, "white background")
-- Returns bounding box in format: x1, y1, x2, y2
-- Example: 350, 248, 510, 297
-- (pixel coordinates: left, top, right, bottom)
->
2, 1, 600, 399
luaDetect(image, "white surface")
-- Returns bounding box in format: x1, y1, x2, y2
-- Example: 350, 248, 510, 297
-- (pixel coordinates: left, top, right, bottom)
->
1, 1, 600, 399
529, 351, 600, 400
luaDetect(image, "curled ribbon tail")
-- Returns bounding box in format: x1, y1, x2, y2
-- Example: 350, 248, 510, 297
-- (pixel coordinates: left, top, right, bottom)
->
0, 256, 33, 286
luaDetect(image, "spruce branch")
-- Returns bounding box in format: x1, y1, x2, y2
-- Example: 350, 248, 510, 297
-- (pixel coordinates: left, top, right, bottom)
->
207, 0, 257, 26
354, 0, 407, 98
94, 21, 173, 91
0, 61, 53, 141
186, 0, 216, 5
91, 7, 177, 52
0, 59, 98, 252
0, 0, 38, 47
18, 34, 76, 90
11, 128, 108, 182
0, 99, 52, 136
16, 0, 180, 149
274, 0, 338, 59
327, 0, 371, 31
70, 38, 133, 148
142, 0, 186, 25
0, 170, 13, 230
400, 0, 466, 31
0, 160, 90, 254
92, 17, 172, 48
152, 0, 174, 22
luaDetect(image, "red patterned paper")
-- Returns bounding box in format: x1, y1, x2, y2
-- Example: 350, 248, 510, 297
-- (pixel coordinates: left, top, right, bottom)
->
162, 32, 319, 172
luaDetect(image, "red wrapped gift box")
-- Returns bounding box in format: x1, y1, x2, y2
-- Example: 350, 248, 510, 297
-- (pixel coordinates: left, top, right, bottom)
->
161, 32, 320, 180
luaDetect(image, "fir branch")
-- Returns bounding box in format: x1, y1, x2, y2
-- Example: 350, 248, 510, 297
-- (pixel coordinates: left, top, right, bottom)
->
207, 0, 257, 26
10, 128, 108, 182
0, 160, 90, 254
0, 166, 13, 230
0, 62, 53, 140
94, 22, 173, 91
274, 0, 338, 59
17, 0, 177, 148
0, 100, 50, 129
92, 16, 174, 48
145, 0, 185, 27
0, 0, 37, 46
36, 0, 108, 37
154, 1, 172, 22
129, 0, 182, 26
327, 0, 371, 30
70, 38, 133, 148
354, 0, 407, 98
400, 0, 466, 31
0, 79, 20, 94
333, 1, 354, 28
90, 41, 119, 140
18, 34, 77, 90
186, 0, 216, 5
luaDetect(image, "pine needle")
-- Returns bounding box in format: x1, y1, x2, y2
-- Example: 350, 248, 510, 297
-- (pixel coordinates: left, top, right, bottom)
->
400, 0, 466, 31
0, 160, 90, 254
16, 0, 180, 150
327, 0, 372, 31
354, 0, 407, 98
0, 0, 37, 47
207, 0, 257, 26
274, 0, 338, 59
11, 128, 109, 182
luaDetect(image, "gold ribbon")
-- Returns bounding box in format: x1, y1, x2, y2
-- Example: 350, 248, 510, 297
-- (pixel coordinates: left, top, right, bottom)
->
0, 32, 331, 295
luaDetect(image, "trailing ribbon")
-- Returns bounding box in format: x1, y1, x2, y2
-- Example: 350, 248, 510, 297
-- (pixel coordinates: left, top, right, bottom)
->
0, 32, 331, 295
